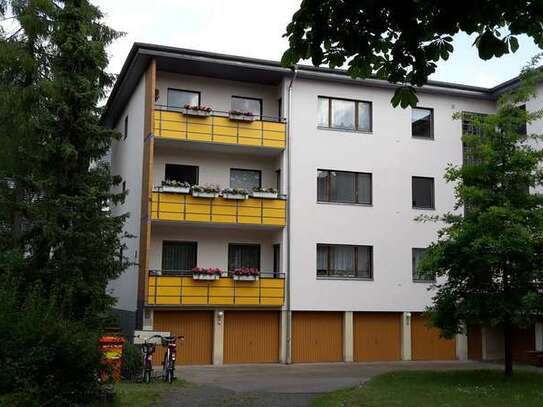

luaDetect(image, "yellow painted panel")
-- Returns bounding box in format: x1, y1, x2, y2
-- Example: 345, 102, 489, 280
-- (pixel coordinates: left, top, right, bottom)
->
262, 298, 284, 306
182, 297, 209, 305
155, 297, 182, 305
262, 279, 284, 288
156, 287, 181, 297
153, 110, 286, 149
209, 297, 235, 305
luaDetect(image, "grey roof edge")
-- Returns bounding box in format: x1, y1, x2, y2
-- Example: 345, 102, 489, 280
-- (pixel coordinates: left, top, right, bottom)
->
102, 42, 523, 127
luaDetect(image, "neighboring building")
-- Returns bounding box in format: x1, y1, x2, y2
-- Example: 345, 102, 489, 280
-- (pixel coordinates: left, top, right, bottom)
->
102, 43, 543, 365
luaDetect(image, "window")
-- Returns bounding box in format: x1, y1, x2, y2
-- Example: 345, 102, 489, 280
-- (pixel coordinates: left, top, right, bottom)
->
412, 248, 435, 282
462, 112, 486, 166
412, 107, 433, 139
412, 177, 435, 209
317, 170, 372, 204
165, 164, 198, 185
317, 244, 373, 279
162, 241, 197, 275
123, 115, 128, 139
230, 169, 261, 190
277, 98, 282, 120
228, 244, 260, 271
273, 244, 281, 278
275, 169, 281, 194
231, 96, 262, 119
518, 105, 527, 136
318, 97, 372, 132
121, 181, 126, 193
167, 89, 200, 109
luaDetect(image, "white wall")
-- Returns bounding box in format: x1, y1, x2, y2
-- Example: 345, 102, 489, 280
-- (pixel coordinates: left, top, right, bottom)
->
108, 76, 146, 312
150, 223, 282, 273
152, 147, 279, 190
288, 78, 496, 311
156, 72, 281, 119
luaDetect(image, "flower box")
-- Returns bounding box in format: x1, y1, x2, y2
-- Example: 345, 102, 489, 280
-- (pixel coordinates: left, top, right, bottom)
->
222, 193, 248, 200
182, 108, 211, 117
192, 191, 219, 199
162, 185, 190, 194
193, 273, 220, 281
251, 191, 278, 199
232, 274, 259, 281
228, 113, 255, 122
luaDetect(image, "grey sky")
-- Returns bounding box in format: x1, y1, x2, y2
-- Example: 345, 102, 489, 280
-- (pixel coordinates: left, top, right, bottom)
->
95, 0, 542, 88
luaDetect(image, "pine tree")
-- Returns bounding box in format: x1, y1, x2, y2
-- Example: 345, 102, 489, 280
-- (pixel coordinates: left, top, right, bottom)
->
0, 1, 126, 403
418, 57, 543, 377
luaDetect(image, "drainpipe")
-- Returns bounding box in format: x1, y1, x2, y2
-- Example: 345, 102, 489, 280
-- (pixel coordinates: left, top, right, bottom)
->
286, 65, 297, 364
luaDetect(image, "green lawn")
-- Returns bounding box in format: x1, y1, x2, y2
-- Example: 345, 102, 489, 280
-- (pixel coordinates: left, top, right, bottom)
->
312, 370, 543, 407
108, 379, 187, 407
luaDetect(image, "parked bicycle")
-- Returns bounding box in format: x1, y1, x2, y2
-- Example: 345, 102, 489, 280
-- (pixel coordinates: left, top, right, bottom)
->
161, 335, 184, 384
137, 334, 161, 383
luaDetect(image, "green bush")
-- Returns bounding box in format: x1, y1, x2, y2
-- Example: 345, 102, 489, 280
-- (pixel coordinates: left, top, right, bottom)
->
0, 286, 104, 407
121, 343, 143, 381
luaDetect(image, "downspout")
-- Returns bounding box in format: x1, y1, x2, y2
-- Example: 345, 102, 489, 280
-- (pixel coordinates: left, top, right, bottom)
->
286, 65, 297, 364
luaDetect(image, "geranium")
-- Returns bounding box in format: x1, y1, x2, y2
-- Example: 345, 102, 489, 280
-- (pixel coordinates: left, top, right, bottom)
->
184, 104, 212, 113
192, 267, 222, 275
222, 187, 249, 195
252, 186, 277, 193
231, 267, 260, 276
229, 110, 254, 117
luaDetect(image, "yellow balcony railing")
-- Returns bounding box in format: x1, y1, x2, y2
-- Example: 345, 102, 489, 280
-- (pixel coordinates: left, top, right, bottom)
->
147, 272, 285, 306
151, 192, 286, 226
153, 107, 286, 149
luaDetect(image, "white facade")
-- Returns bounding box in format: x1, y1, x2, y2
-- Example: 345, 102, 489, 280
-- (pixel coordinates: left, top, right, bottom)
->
288, 78, 495, 311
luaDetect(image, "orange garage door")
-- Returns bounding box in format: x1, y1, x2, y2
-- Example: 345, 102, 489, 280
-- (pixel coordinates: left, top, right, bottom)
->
354, 312, 401, 362
411, 313, 456, 360
467, 326, 482, 360
153, 310, 213, 365
224, 311, 280, 363
292, 312, 343, 363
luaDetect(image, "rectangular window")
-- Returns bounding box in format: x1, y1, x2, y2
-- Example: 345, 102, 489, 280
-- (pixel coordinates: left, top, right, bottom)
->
412, 176, 435, 209
412, 248, 435, 282
318, 97, 372, 132
273, 244, 281, 278
230, 169, 261, 190
518, 104, 527, 136
275, 169, 281, 194
231, 96, 262, 119
165, 164, 198, 185
462, 112, 486, 166
123, 115, 128, 139
167, 89, 200, 109
317, 170, 372, 204
317, 244, 373, 279
228, 244, 260, 271
161, 241, 197, 275
412, 107, 433, 139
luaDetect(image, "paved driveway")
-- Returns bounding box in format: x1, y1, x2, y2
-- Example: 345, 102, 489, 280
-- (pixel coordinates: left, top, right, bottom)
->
162, 361, 498, 406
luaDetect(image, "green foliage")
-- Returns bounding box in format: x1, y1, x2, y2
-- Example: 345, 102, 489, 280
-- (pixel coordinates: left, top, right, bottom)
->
0, 282, 103, 407
0, 0, 126, 403
282, 1, 543, 107
121, 343, 143, 381
416, 57, 543, 374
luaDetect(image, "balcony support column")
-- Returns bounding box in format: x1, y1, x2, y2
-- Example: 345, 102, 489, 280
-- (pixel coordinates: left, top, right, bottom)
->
401, 312, 412, 361
280, 310, 290, 364
535, 322, 543, 352
456, 325, 468, 360
343, 311, 354, 362
212, 309, 225, 366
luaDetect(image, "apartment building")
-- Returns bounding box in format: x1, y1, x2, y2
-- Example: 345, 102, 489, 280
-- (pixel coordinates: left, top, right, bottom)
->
103, 43, 543, 365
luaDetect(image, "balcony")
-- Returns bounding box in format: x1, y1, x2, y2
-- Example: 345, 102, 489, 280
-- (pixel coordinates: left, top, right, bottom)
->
147, 271, 285, 306
153, 107, 286, 149
151, 192, 287, 227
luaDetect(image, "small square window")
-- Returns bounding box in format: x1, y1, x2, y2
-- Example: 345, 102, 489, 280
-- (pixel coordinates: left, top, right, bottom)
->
231, 96, 262, 119
412, 108, 433, 139
167, 89, 200, 109
230, 169, 261, 190
412, 248, 435, 282
412, 177, 435, 209
165, 164, 198, 185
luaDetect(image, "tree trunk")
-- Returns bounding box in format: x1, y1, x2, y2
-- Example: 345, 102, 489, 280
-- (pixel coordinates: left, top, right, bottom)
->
504, 322, 514, 377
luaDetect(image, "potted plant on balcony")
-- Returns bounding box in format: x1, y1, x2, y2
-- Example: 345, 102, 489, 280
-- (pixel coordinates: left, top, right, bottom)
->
182, 104, 213, 117
160, 180, 191, 194
192, 267, 222, 280
221, 187, 249, 200
231, 267, 260, 281
251, 187, 278, 199
228, 109, 255, 122
192, 184, 220, 198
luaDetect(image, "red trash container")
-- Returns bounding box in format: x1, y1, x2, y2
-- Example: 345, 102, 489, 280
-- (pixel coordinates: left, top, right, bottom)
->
99, 336, 126, 382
